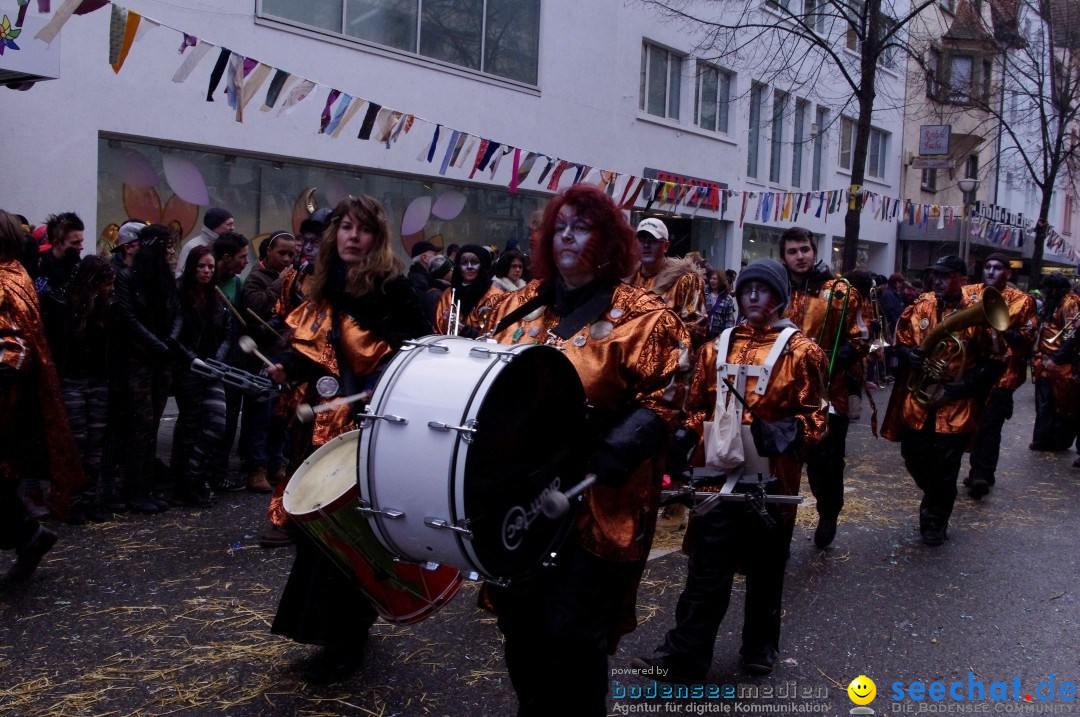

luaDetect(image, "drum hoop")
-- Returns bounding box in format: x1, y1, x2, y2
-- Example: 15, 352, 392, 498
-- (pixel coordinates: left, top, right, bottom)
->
284, 431, 360, 522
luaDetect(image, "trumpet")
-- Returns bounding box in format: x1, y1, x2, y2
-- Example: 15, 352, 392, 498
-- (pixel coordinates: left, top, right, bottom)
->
816, 278, 852, 377
446, 288, 461, 336
1041, 311, 1080, 351
907, 286, 1010, 408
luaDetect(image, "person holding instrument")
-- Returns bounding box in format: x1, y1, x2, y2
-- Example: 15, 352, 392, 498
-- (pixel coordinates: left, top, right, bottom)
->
1030, 273, 1080, 457
780, 227, 867, 549
434, 244, 502, 336
883, 255, 1006, 546
479, 184, 688, 716
265, 195, 431, 684
633, 258, 828, 682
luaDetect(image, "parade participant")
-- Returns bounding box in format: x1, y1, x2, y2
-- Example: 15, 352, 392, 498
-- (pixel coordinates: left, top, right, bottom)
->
240, 231, 297, 492
111, 223, 178, 514
632, 258, 828, 681
35, 211, 84, 303
481, 184, 688, 716
627, 217, 707, 347
266, 195, 431, 684
0, 209, 83, 576
780, 227, 867, 548
167, 246, 234, 508
41, 256, 116, 524
434, 244, 502, 336
884, 256, 1004, 546
175, 207, 233, 278
963, 254, 1036, 497
1030, 273, 1080, 458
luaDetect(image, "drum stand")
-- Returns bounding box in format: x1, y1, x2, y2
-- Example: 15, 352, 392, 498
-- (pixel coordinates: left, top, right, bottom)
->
660, 467, 802, 527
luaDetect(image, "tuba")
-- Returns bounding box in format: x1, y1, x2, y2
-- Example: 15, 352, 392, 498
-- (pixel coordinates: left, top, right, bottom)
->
906, 286, 1010, 408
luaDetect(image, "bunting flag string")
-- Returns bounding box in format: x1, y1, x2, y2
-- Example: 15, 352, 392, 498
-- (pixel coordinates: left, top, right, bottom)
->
39, 0, 1073, 250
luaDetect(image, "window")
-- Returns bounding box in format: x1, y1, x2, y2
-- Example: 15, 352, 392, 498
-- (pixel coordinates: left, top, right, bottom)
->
768, 0, 795, 11
839, 116, 888, 179
965, 154, 979, 180
812, 107, 827, 190
982, 58, 993, 100
695, 62, 732, 132
640, 42, 683, 120
804, 0, 827, 32
748, 83, 765, 178
948, 55, 973, 102
1065, 195, 1073, 235
260, 0, 541, 85
940, 0, 955, 12
792, 99, 808, 187
921, 168, 938, 192
927, 49, 942, 97
770, 90, 787, 183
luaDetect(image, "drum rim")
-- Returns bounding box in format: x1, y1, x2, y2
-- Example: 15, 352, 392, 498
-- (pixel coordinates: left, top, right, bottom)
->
283, 431, 361, 522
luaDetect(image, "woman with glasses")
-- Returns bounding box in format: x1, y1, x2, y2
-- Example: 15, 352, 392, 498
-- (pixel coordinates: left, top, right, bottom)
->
433, 244, 503, 337
492, 247, 528, 293
479, 184, 689, 716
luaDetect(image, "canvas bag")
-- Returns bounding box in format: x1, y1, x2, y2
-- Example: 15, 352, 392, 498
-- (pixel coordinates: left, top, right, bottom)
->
703, 326, 798, 471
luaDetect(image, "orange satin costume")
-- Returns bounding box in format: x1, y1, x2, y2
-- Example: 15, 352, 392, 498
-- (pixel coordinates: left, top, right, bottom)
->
483, 280, 689, 565
1033, 292, 1080, 418
0, 260, 85, 518
685, 323, 829, 523
787, 279, 867, 414
627, 263, 707, 346
882, 292, 995, 439
962, 283, 1036, 391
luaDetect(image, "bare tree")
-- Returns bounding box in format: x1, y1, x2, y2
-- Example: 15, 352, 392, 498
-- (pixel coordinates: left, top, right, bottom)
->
638, 0, 937, 272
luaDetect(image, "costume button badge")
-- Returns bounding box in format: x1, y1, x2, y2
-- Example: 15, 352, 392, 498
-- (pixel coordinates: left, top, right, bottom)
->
609, 307, 624, 320
919, 318, 930, 329
573, 334, 587, 347
590, 321, 614, 340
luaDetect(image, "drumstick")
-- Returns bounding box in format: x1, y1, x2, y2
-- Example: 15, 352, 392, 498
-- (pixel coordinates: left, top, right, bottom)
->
541, 473, 597, 519
237, 335, 275, 370
214, 285, 248, 326
245, 307, 284, 340
296, 390, 373, 423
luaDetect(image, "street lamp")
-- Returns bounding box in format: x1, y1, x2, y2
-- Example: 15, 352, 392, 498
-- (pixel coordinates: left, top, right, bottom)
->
957, 177, 980, 263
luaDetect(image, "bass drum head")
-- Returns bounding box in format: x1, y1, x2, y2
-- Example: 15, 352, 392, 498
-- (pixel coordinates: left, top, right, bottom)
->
460, 344, 588, 580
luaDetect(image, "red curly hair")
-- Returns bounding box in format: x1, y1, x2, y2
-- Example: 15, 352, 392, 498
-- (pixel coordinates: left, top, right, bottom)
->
529, 184, 638, 284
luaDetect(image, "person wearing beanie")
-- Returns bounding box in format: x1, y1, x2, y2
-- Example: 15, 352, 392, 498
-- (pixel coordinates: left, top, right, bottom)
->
779, 227, 867, 549
433, 243, 502, 337
407, 239, 440, 300
961, 253, 1036, 496
627, 217, 707, 348
633, 256, 828, 682
883, 255, 1005, 546
175, 207, 234, 278
1030, 271, 1080, 457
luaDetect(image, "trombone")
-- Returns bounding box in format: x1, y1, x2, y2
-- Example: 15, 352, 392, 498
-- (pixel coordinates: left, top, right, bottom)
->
816, 278, 852, 377
869, 283, 891, 354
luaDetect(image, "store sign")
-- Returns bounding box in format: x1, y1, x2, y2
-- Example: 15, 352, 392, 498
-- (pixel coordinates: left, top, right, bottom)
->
1041, 266, 1077, 276
643, 167, 724, 212
911, 158, 952, 169
919, 125, 951, 156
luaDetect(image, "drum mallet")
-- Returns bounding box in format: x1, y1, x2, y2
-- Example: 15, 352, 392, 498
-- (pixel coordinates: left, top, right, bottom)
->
238, 335, 277, 372
541, 473, 597, 519
296, 391, 373, 423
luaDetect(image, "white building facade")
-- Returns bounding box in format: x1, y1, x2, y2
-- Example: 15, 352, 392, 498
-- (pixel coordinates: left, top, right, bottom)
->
2, 0, 903, 275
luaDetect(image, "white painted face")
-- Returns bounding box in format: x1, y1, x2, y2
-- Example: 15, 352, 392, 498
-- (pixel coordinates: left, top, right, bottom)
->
738, 281, 780, 328
983, 260, 1009, 290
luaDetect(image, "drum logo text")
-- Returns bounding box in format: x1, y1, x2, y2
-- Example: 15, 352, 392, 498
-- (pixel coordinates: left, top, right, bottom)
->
502, 478, 561, 551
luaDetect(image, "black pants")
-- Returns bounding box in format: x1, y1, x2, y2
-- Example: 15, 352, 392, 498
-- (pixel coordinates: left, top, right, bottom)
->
0, 479, 42, 553
900, 424, 969, 532
171, 371, 227, 500
1032, 376, 1079, 452
656, 503, 794, 678
120, 358, 172, 503
806, 412, 849, 521
968, 388, 1014, 485
490, 544, 639, 717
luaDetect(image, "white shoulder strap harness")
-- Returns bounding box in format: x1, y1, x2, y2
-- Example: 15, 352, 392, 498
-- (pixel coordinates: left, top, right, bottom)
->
715, 326, 798, 416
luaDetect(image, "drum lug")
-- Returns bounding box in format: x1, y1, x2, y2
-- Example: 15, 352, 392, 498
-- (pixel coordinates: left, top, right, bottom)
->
424, 517, 474, 539
355, 500, 404, 520
426, 419, 478, 442
359, 407, 408, 426
468, 346, 517, 361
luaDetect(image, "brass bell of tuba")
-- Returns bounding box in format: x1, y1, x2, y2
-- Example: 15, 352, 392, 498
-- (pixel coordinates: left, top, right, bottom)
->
906, 286, 1011, 408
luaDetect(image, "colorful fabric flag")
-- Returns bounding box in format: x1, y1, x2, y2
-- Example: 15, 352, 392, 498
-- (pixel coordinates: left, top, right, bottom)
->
35, 0, 83, 43
324, 93, 354, 135
357, 102, 382, 140
261, 70, 292, 110
206, 48, 232, 102
331, 98, 366, 139
172, 40, 211, 83
109, 6, 141, 74
278, 79, 315, 114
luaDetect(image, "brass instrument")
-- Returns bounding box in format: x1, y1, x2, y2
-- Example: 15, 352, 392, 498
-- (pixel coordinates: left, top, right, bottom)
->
815, 278, 852, 377
906, 286, 1010, 408
1040, 311, 1080, 352
869, 284, 891, 354
446, 289, 461, 336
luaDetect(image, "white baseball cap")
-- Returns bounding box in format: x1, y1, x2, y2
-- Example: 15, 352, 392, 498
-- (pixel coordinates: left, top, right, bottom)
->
636, 217, 669, 242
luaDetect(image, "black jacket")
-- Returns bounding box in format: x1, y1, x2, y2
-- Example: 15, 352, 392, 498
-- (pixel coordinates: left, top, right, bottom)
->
112, 264, 178, 364
169, 293, 234, 366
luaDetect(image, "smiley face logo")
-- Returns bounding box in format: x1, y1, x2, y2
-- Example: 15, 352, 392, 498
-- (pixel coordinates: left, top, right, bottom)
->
848, 675, 876, 705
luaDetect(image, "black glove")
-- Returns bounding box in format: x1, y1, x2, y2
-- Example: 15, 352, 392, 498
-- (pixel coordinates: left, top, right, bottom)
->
941, 381, 970, 400
1002, 328, 1026, 350
831, 343, 859, 371
588, 408, 668, 488
750, 417, 802, 457
665, 426, 699, 479
896, 345, 926, 370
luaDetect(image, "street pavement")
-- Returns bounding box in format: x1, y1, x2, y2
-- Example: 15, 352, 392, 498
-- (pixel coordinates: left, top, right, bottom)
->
1, 380, 1078, 716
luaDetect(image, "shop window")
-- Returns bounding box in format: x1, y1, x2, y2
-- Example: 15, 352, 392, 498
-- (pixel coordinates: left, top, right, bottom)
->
640, 41, 684, 120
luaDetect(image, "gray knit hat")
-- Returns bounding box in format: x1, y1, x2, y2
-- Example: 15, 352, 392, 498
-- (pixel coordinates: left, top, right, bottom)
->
735, 258, 790, 311
203, 207, 233, 230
